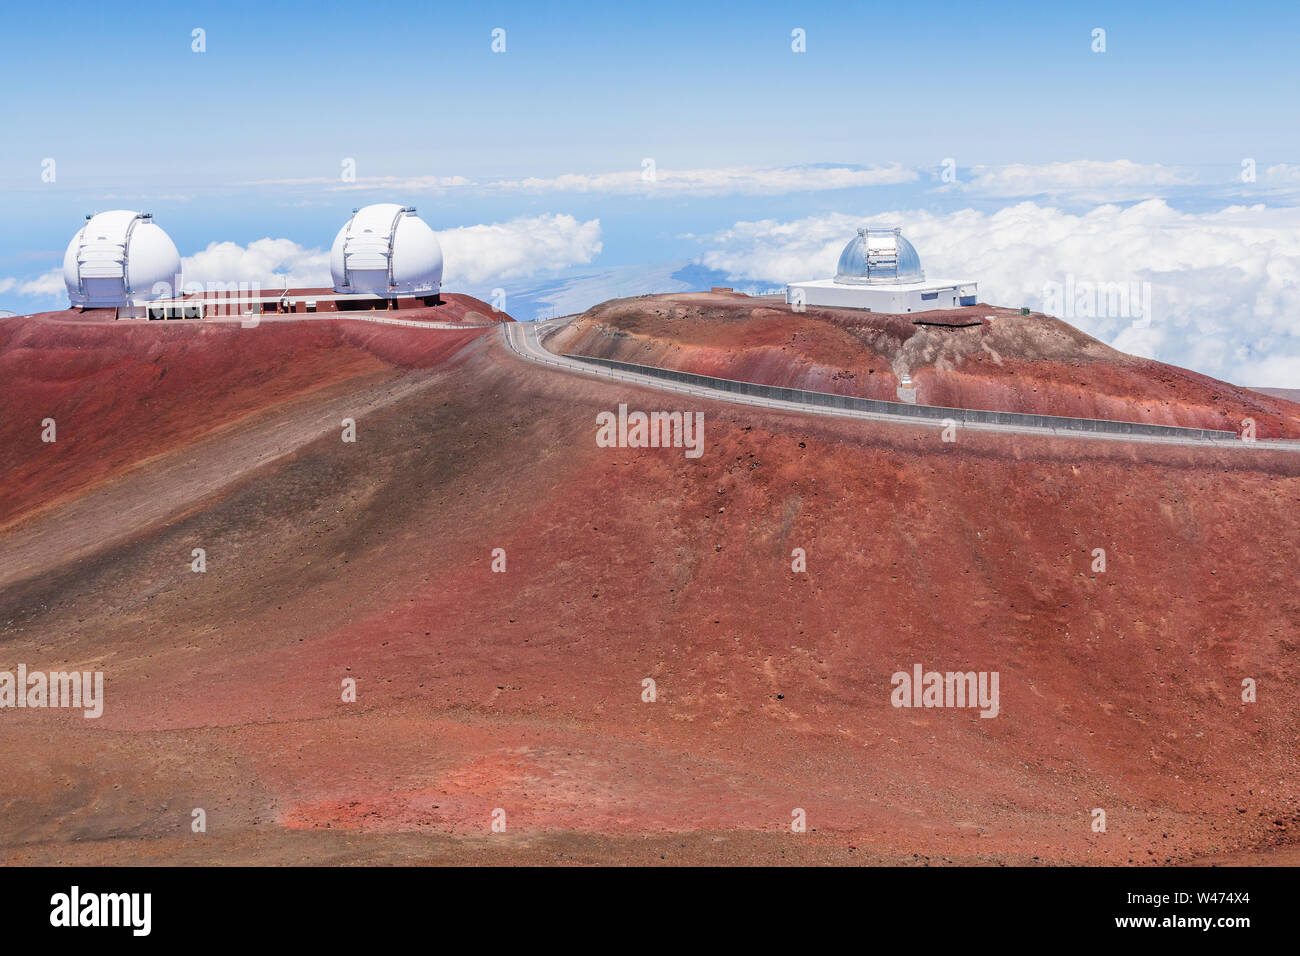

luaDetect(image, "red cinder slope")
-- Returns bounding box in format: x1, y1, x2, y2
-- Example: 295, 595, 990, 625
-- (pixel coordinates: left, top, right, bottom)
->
0, 298, 504, 527
0, 314, 1297, 866
551, 292, 1300, 439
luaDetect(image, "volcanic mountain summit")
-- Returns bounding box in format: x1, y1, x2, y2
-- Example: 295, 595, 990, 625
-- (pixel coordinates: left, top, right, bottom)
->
1, 291, 1298, 866
551, 292, 1300, 439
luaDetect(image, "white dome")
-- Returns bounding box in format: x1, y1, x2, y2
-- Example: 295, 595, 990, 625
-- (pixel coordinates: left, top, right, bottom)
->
330, 204, 442, 296
835, 226, 924, 285
64, 211, 181, 307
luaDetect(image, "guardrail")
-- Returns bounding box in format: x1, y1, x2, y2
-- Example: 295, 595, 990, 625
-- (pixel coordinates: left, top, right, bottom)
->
558, 350, 1244, 442
501, 322, 1300, 449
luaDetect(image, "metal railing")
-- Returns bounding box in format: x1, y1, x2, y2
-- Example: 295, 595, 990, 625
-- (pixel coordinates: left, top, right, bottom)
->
560, 353, 1241, 441
502, 321, 1300, 451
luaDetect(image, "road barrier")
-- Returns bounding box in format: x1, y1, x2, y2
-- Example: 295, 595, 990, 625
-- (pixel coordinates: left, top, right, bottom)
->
505, 321, 1300, 451
558, 352, 1242, 442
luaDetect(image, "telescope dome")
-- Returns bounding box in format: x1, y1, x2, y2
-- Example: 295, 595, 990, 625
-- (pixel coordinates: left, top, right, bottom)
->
330, 204, 442, 296
64, 211, 181, 307
835, 226, 924, 285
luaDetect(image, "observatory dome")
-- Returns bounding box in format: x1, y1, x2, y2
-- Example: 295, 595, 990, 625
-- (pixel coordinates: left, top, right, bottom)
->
835, 226, 924, 285
330, 204, 443, 296
63, 211, 182, 308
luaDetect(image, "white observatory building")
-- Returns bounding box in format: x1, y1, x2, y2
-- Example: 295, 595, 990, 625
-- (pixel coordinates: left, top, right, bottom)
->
63, 211, 182, 311
786, 226, 976, 314
330, 204, 443, 298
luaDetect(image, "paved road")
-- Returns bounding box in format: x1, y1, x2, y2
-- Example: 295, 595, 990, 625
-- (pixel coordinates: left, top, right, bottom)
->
49, 305, 1292, 454
504, 318, 1300, 454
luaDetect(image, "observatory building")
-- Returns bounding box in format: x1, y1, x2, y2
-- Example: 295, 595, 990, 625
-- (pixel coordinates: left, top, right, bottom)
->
63, 211, 181, 311
330, 204, 442, 297
62, 203, 448, 320
785, 227, 976, 314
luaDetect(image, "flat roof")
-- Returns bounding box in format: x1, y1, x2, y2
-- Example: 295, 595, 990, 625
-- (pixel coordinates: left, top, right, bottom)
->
787, 278, 977, 292
145, 287, 429, 307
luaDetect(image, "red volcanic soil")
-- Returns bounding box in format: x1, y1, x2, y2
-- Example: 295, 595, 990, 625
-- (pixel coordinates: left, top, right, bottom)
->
0, 297, 501, 527
1, 302, 1299, 866
551, 292, 1300, 439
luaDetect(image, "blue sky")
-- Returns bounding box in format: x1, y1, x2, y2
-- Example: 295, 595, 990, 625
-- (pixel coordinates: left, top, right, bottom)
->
4, 0, 1298, 179
3, 1, 1300, 383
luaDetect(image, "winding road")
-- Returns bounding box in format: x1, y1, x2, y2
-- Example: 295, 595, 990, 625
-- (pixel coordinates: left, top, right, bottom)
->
503, 317, 1300, 453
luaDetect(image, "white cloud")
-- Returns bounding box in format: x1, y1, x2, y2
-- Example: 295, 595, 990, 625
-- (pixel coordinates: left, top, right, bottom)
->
1264, 164, 1300, 183
435, 213, 602, 284
0, 270, 64, 298
248, 175, 477, 189
486, 164, 917, 197
955, 160, 1197, 200
183, 238, 332, 290
182, 214, 602, 288
250, 164, 917, 197
699, 200, 1300, 387
252, 160, 1300, 204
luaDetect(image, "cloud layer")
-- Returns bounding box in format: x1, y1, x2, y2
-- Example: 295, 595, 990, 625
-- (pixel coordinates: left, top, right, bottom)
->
956, 160, 1198, 201
244, 159, 1296, 203
181, 213, 601, 288
181, 238, 331, 291
0, 272, 64, 297
700, 200, 1300, 386
176, 214, 602, 290
251, 164, 918, 197
433, 214, 601, 284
